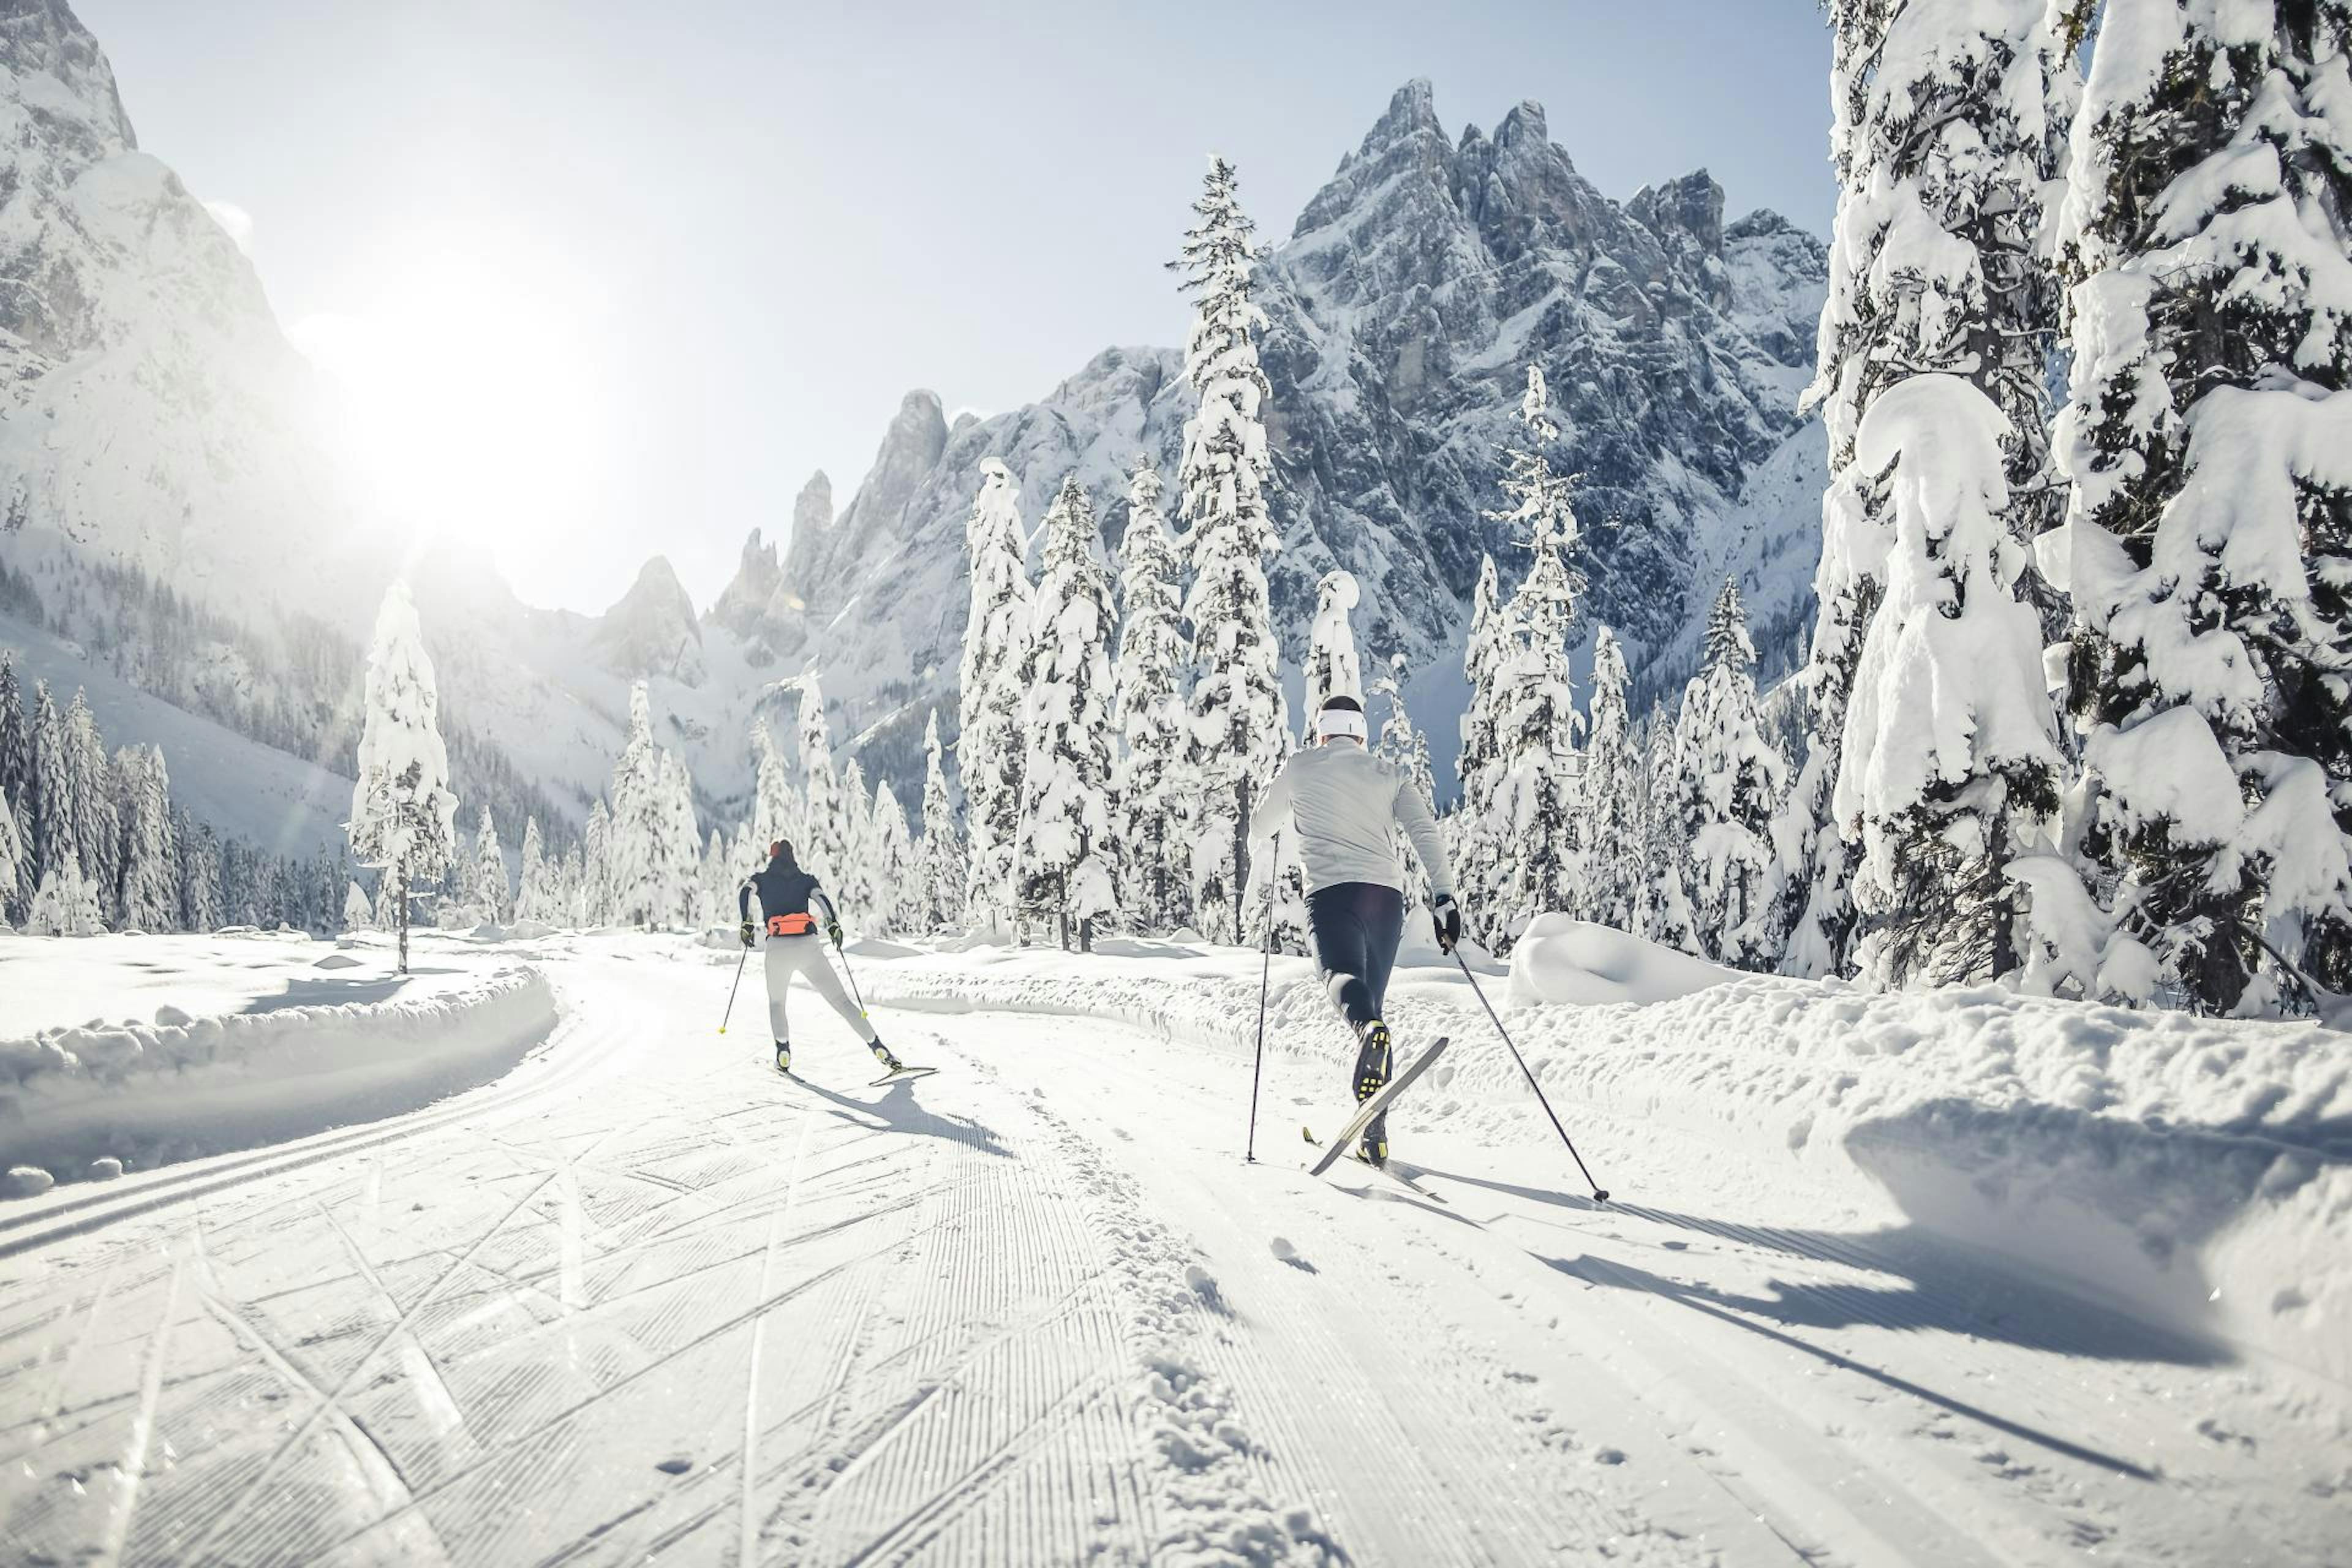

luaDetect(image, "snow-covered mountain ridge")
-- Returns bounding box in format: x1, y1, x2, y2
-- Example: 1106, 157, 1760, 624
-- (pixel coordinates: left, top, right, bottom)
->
720, 80, 1831, 772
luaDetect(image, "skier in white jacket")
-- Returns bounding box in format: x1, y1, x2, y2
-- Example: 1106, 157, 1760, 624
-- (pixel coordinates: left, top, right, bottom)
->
1251, 694, 1462, 1166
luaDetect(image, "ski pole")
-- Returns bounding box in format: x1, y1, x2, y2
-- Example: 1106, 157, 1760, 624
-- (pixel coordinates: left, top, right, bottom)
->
835, 931, 870, 1018
718, 943, 750, 1035
1453, 950, 1610, 1203
1245, 848, 1277, 1165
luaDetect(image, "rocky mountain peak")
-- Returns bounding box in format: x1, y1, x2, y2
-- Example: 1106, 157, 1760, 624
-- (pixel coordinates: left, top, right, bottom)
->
791, 469, 833, 545
0, 0, 136, 157
820, 391, 946, 575
707, 526, 781, 639
594, 555, 704, 684
1629, 169, 1727, 258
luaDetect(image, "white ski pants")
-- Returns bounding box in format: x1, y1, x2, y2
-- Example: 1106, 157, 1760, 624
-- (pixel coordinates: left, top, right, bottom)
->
764, 936, 877, 1044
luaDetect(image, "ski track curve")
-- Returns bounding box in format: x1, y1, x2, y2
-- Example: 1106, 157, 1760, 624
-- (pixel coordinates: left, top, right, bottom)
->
0, 938, 2344, 1566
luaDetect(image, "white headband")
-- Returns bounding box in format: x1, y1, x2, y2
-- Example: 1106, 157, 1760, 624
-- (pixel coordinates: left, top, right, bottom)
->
1314, 707, 1369, 742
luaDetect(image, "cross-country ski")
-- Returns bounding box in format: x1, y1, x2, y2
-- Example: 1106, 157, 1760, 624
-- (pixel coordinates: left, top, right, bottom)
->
3, 4, 2348, 1564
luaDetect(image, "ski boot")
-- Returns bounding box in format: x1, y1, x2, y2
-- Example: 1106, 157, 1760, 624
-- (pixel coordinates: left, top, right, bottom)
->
1353, 1020, 1393, 1167
774, 1041, 792, 1076
869, 1038, 904, 1075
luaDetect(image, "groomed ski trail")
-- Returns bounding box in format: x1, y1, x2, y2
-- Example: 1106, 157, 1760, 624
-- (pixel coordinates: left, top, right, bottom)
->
0, 934, 2342, 1566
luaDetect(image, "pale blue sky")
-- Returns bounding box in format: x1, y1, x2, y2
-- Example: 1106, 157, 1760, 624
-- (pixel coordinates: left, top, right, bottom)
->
79, 0, 1833, 613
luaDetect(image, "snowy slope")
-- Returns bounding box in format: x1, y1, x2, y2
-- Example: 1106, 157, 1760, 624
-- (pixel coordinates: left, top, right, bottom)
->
0, 610, 353, 862
0, 933, 2342, 1566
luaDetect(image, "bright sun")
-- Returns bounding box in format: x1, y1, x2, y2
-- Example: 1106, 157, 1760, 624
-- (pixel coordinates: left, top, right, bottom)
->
291, 242, 612, 589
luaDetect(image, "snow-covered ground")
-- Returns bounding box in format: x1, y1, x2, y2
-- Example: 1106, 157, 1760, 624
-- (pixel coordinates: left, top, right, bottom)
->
0, 930, 2345, 1565
0, 931, 557, 1193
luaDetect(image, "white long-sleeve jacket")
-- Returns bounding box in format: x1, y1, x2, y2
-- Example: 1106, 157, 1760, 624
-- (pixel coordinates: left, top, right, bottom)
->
1250, 741, 1455, 901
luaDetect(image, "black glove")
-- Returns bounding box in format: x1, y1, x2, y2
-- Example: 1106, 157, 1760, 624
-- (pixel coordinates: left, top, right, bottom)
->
826, 919, 845, 947
1432, 894, 1462, 954
738, 921, 756, 948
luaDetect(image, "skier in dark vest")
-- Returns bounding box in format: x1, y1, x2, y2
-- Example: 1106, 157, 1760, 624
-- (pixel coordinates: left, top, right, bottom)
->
1251, 693, 1462, 1166
738, 839, 905, 1079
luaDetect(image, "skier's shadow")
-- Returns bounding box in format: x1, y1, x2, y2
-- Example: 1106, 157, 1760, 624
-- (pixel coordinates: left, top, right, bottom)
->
1542, 1250, 2162, 1482
1417, 1166, 2223, 1366
790, 1075, 1012, 1160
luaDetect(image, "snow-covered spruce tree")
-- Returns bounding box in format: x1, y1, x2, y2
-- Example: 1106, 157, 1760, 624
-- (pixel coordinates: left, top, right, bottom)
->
1840, 379, 2065, 984
839, 755, 876, 926
796, 676, 848, 893
697, 828, 728, 932
1782, 0, 2079, 980
1671, 581, 1787, 967
562, 840, 589, 926
1373, 658, 1439, 917
606, 681, 696, 929
1452, 556, 1514, 946
514, 817, 550, 925
1575, 626, 1640, 930
471, 804, 509, 927
871, 781, 919, 936
114, 745, 178, 932
1484, 366, 1588, 944
347, 581, 460, 972
342, 880, 372, 931
580, 799, 611, 926
1174, 155, 1288, 944
2053, 1, 2352, 1013
1635, 707, 1695, 949
0, 790, 26, 929
178, 811, 222, 933
750, 718, 797, 852
62, 691, 116, 921
1305, 570, 1365, 717
1017, 475, 1120, 950
1110, 456, 1191, 933
917, 710, 965, 930
439, 820, 483, 930
26, 680, 64, 886
957, 458, 1032, 934
26, 848, 102, 937
0, 654, 27, 815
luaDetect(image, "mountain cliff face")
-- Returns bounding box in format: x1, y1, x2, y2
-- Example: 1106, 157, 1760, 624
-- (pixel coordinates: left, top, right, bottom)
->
722, 80, 1829, 770
0, 0, 371, 616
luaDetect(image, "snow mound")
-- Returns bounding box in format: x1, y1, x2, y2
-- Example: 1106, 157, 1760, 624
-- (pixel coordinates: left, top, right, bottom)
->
0, 965, 557, 1190
1505, 916, 1742, 1006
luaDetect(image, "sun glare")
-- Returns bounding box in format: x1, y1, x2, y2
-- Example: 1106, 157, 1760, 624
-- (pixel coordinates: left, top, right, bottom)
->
291, 243, 612, 594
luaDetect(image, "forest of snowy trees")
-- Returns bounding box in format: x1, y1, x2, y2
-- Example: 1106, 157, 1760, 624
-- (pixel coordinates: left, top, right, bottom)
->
10, 2, 2345, 1027
0, 651, 355, 939
927, 3, 2352, 1019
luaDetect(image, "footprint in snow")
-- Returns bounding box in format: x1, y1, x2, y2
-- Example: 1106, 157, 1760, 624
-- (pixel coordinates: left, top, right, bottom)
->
1185, 1263, 1232, 1313
655, 1455, 693, 1475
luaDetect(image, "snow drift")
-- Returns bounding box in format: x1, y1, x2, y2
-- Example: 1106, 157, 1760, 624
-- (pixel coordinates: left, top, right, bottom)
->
0, 964, 557, 1188
864, 929, 2351, 1392
1506, 914, 1741, 1006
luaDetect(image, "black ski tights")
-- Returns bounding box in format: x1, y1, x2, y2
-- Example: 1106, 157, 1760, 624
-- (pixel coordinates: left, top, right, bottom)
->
1307, 881, 1404, 1031
1309, 881, 1404, 1106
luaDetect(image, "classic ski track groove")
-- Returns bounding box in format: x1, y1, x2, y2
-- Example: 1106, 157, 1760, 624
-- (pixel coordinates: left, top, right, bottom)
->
4, 948, 2343, 1566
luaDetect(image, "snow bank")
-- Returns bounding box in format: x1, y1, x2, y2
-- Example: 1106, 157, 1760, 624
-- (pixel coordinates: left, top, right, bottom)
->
1506, 914, 1740, 1006
0, 964, 557, 1188
865, 932, 2351, 1390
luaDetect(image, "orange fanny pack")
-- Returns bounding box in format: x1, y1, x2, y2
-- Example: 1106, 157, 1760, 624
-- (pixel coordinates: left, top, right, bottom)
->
767, 913, 817, 937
